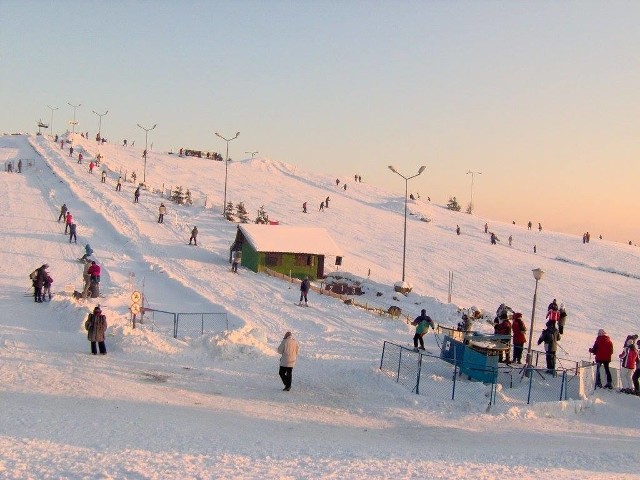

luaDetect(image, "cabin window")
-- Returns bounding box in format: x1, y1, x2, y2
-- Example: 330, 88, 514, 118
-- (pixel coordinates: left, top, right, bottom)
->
294, 254, 309, 266
265, 253, 282, 267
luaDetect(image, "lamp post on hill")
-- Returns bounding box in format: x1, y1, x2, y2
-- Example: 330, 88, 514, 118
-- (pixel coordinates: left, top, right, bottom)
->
245, 151, 258, 158
466, 170, 481, 214
46, 105, 58, 137
525, 268, 545, 376
67, 102, 81, 139
92, 110, 108, 140
137, 123, 157, 184
215, 131, 240, 217
387, 165, 426, 283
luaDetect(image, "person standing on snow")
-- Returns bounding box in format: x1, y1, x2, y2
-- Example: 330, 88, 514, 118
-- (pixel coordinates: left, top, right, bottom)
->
85, 305, 108, 355
299, 276, 310, 306
32, 264, 49, 303
511, 312, 527, 364
134, 186, 140, 203
77, 153, 83, 164
43, 271, 53, 301
411, 309, 435, 352
17, 159, 22, 173
89, 161, 94, 173
57, 203, 68, 223
325, 196, 330, 208
589, 329, 614, 389
494, 313, 512, 364
69, 146, 74, 157
115, 176, 122, 191
632, 339, 640, 396
619, 336, 638, 394
68, 222, 77, 243
189, 226, 198, 246
64, 212, 73, 234
302, 202, 307, 213
277, 331, 299, 391
546, 299, 560, 325
558, 304, 568, 335
101, 170, 107, 183
158, 203, 166, 223
537, 320, 560, 374
231, 249, 242, 273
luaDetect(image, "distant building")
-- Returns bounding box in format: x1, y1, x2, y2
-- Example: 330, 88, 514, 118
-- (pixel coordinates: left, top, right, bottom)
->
230, 224, 343, 280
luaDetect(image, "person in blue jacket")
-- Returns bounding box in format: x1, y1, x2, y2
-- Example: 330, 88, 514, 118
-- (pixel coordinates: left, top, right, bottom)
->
81, 244, 94, 262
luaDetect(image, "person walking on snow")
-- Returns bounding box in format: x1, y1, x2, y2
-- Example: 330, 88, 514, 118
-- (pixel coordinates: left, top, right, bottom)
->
77, 153, 83, 164
589, 329, 613, 389
69, 146, 74, 157
69, 222, 77, 243
134, 186, 140, 203
64, 212, 73, 234
511, 312, 527, 364
57, 203, 68, 223
508, 235, 513, 246
85, 305, 108, 355
411, 309, 435, 351
537, 320, 560, 374
277, 331, 299, 391
319, 201, 324, 211
619, 337, 638, 393
101, 170, 107, 183
299, 277, 310, 306
17, 159, 22, 173
231, 249, 242, 272
158, 203, 166, 223
325, 196, 330, 208
89, 161, 94, 173
116, 177, 122, 191
558, 304, 567, 334
189, 226, 198, 245
302, 202, 307, 213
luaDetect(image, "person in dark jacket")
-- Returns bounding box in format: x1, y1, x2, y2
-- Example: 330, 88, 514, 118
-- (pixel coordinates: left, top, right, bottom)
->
69, 223, 77, 243
85, 305, 108, 355
80, 244, 94, 262
43, 272, 53, 301
32, 264, 49, 303
299, 277, 310, 306
134, 186, 140, 203
511, 312, 527, 364
537, 320, 560, 374
189, 226, 198, 245
589, 329, 614, 389
57, 203, 68, 223
411, 309, 435, 351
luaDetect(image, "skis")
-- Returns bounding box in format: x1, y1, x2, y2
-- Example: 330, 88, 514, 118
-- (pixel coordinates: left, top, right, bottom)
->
294, 302, 310, 308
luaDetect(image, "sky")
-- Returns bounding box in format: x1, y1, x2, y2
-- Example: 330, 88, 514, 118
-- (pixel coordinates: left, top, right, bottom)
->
1, 1, 639, 243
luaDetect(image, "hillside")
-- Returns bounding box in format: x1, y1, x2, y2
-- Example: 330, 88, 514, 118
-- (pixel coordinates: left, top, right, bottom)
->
1, 133, 639, 479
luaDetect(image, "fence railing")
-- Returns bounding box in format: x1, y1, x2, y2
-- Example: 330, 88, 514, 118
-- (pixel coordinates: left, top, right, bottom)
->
143, 309, 228, 339
380, 341, 594, 406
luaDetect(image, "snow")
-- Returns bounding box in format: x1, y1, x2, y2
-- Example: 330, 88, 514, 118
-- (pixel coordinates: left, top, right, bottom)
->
1, 133, 639, 479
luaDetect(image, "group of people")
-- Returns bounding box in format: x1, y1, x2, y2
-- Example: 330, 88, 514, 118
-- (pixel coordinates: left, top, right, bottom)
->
30, 264, 53, 303
589, 331, 640, 395
5, 159, 22, 173
58, 204, 78, 244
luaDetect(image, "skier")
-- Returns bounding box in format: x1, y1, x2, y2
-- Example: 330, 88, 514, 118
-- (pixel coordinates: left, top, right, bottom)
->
411, 309, 435, 351
299, 276, 310, 306
64, 212, 73, 234
537, 320, 560, 374
158, 203, 166, 223
231, 249, 242, 272
80, 244, 94, 262
302, 202, 307, 214
85, 305, 108, 355
69, 222, 77, 244
57, 203, 68, 223
116, 176, 122, 191
134, 186, 140, 203
89, 161, 94, 173
189, 226, 198, 246
277, 331, 299, 391
511, 312, 527, 364
619, 337, 638, 394
589, 329, 613, 388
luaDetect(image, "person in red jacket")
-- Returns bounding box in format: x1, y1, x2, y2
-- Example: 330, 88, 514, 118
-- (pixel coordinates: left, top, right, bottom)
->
589, 329, 614, 389
619, 336, 638, 394
511, 312, 527, 364
87, 261, 101, 284
64, 212, 73, 234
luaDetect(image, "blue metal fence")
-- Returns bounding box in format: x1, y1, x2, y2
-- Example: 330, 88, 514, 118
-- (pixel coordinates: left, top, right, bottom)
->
142, 309, 228, 338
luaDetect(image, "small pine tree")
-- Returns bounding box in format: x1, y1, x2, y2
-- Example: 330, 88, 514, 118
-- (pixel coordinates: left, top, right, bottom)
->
447, 196, 461, 212
185, 189, 193, 206
225, 201, 236, 221
171, 186, 187, 205
255, 205, 269, 224
466, 202, 473, 214
236, 202, 250, 223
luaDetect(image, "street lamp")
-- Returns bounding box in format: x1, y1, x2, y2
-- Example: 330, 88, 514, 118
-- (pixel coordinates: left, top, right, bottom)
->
245, 151, 258, 158
388, 165, 426, 283
137, 123, 157, 184
92, 110, 108, 140
67, 102, 81, 138
466, 170, 482, 214
215, 131, 240, 216
525, 268, 545, 375
46, 105, 58, 137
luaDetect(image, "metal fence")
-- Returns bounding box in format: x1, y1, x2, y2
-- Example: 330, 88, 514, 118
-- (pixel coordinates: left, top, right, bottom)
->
380, 341, 594, 405
142, 309, 228, 339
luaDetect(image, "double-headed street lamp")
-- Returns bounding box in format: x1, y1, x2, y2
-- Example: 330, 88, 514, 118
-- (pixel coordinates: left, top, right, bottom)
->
466, 170, 481, 214
525, 268, 545, 376
92, 110, 108, 140
46, 105, 58, 137
67, 102, 81, 138
137, 123, 157, 184
245, 151, 258, 158
388, 165, 426, 283
215, 131, 240, 216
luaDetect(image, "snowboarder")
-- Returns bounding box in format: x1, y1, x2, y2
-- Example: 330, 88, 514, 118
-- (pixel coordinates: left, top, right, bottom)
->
116, 177, 122, 191
189, 226, 198, 245
69, 222, 77, 244
299, 277, 310, 306
57, 203, 68, 223
80, 244, 94, 262
589, 329, 613, 388
277, 331, 299, 391
85, 305, 108, 355
101, 170, 107, 183
537, 320, 560, 374
302, 202, 307, 214
17, 159, 22, 173
158, 203, 166, 223
64, 212, 73, 234
231, 249, 242, 272
511, 312, 527, 364
619, 337, 638, 393
411, 309, 435, 351
134, 186, 140, 203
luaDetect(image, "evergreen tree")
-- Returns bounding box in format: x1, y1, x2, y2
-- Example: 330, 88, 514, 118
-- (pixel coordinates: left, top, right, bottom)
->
255, 205, 269, 224
185, 189, 193, 206
447, 196, 461, 212
225, 201, 236, 222
171, 186, 187, 205
236, 202, 250, 223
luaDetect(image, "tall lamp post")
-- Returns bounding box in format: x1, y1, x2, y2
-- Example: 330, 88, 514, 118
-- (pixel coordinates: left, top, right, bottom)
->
137, 123, 157, 184
67, 102, 81, 138
466, 170, 481, 214
387, 165, 426, 283
215, 131, 240, 216
46, 105, 58, 137
92, 110, 108, 140
525, 268, 545, 375
245, 151, 258, 158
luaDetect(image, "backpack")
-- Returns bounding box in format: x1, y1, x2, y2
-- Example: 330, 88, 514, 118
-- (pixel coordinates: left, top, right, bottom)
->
29, 270, 38, 281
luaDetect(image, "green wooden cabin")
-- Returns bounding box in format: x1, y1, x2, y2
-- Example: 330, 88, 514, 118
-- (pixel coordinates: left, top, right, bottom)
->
230, 224, 343, 280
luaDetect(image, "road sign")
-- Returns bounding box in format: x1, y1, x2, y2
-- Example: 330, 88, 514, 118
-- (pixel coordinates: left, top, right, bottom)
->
130, 303, 140, 315
131, 291, 141, 303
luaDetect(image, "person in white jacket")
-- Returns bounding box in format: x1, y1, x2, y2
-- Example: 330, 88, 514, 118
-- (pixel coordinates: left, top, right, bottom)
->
277, 331, 299, 391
